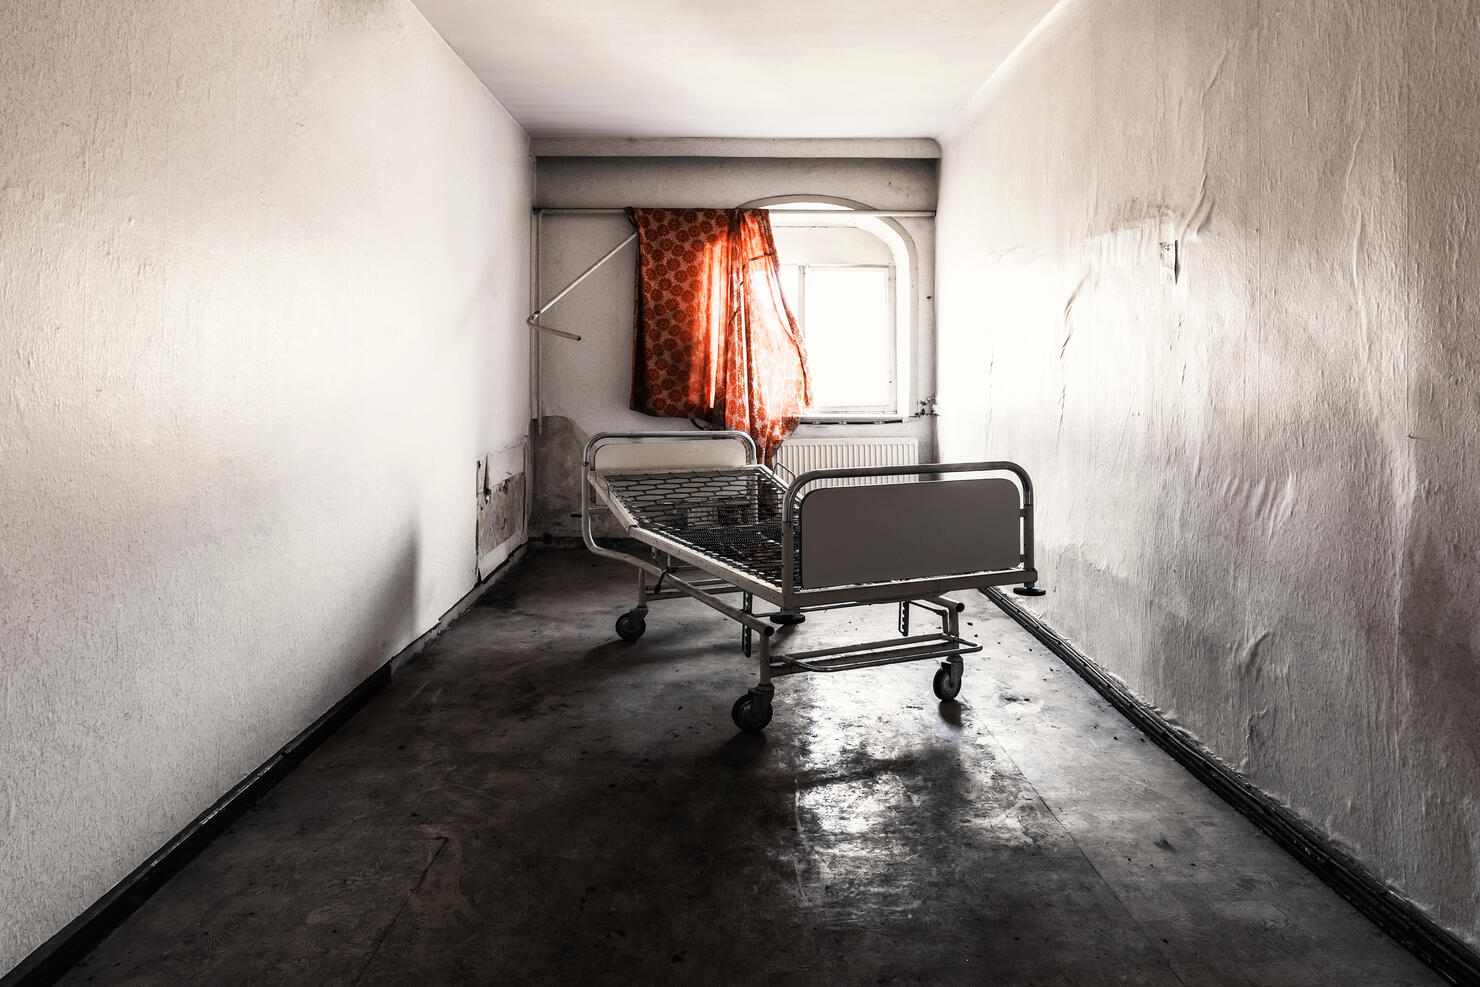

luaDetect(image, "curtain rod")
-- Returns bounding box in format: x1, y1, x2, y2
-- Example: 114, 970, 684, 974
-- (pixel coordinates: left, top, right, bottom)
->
532, 207, 935, 218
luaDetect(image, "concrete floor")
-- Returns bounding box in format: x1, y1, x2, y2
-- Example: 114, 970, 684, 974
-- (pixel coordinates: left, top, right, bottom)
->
65, 549, 1439, 985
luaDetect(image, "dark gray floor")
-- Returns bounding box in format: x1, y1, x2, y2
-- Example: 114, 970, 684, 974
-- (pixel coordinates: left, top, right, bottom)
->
65, 550, 1439, 985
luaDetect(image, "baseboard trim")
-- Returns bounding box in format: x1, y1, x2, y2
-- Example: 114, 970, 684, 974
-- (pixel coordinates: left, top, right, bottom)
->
4, 543, 530, 987
981, 587, 1480, 987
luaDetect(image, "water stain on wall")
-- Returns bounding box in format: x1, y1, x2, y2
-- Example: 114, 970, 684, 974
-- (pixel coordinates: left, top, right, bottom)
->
531, 415, 627, 541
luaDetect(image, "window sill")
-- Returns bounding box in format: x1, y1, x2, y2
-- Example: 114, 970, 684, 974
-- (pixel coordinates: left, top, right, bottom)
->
798, 415, 913, 425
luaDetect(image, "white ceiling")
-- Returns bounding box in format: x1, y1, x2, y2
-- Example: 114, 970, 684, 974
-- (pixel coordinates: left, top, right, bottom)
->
411, 0, 1061, 139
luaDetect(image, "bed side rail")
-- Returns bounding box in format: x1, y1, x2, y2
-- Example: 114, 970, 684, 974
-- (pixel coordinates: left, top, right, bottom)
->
779, 461, 1040, 595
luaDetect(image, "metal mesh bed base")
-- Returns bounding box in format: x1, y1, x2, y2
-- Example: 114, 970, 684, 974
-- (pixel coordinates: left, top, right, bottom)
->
598, 467, 797, 588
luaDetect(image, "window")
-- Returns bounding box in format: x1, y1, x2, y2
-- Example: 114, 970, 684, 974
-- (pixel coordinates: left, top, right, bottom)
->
764, 202, 912, 420
779, 264, 896, 414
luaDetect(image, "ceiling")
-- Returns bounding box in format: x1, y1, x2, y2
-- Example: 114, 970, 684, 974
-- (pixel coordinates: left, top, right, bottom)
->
411, 0, 1061, 139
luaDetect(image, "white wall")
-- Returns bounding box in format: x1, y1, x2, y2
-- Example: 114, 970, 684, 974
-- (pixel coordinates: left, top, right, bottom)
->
937, 0, 1480, 946
531, 156, 937, 534
0, 0, 532, 972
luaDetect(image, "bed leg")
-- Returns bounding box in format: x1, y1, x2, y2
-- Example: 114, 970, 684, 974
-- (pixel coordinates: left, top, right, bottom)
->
756, 627, 774, 685
732, 632, 776, 733
1013, 582, 1047, 597
768, 610, 805, 626
615, 571, 651, 643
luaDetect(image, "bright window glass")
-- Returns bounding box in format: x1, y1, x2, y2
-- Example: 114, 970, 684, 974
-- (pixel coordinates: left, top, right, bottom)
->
767, 201, 910, 419
780, 265, 895, 414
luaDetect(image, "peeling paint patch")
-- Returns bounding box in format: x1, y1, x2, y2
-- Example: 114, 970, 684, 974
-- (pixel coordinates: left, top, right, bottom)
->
477, 460, 526, 568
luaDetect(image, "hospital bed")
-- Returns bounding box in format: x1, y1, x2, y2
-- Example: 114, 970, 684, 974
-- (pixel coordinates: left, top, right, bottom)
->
581, 430, 1045, 732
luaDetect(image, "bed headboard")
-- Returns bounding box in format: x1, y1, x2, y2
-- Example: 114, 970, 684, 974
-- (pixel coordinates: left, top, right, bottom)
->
588, 431, 754, 472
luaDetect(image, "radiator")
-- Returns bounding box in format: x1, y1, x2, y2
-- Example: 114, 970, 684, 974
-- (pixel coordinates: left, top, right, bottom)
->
773, 437, 920, 487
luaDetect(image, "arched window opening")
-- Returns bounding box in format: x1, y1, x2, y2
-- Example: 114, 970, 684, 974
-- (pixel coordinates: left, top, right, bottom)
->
751, 199, 915, 420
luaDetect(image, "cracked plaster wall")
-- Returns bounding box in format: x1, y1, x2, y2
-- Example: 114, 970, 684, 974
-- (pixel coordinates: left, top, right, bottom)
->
936, 0, 1480, 946
0, 0, 532, 972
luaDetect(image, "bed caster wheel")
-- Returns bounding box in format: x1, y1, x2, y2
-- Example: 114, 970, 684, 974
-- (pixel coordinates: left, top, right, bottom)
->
615, 611, 646, 642
731, 693, 773, 733
933, 664, 963, 702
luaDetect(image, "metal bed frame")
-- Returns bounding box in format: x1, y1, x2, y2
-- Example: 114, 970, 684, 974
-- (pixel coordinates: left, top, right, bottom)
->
582, 430, 1045, 732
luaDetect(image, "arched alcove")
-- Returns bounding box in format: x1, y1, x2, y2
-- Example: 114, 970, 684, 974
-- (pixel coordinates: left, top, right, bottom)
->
741, 196, 919, 420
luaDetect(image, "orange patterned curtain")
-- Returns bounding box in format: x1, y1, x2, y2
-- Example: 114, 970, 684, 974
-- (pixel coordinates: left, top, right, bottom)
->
627, 207, 810, 466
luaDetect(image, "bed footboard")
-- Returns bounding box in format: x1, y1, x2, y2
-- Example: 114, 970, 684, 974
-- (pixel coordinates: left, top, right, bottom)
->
781, 461, 1040, 603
